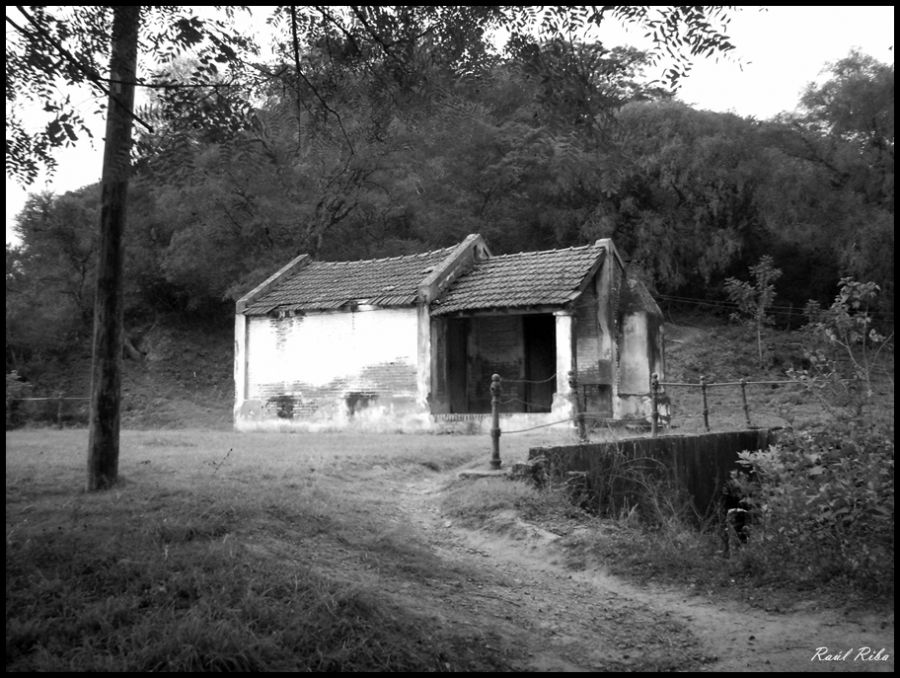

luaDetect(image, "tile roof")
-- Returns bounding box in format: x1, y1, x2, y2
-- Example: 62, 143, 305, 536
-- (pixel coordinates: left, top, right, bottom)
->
431, 242, 606, 315
243, 246, 456, 315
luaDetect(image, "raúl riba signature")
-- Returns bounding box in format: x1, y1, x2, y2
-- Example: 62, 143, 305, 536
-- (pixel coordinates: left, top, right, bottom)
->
811, 647, 891, 662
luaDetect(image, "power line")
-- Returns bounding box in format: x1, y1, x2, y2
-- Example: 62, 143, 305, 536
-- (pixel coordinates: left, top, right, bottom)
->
657, 293, 894, 319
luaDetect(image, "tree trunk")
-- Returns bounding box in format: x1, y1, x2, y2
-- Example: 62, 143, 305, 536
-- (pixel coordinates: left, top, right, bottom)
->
87, 6, 140, 491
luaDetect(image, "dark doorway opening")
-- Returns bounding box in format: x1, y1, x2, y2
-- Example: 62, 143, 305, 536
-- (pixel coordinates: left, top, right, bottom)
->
523, 314, 556, 412
444, 314, 557, 414
447, 317, 469, 413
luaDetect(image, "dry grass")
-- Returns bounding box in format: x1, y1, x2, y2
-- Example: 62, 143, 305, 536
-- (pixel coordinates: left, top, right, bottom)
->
5, 430, 516, 672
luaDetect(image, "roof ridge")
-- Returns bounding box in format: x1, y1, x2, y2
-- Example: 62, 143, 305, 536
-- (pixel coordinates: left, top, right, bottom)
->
483, 242, 601, 261
311, 244, 456, 266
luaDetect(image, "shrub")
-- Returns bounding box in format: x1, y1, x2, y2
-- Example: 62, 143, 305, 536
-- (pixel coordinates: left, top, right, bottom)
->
6, 371, 33, 429
724, 255, 782, 368
792, 278, 893, 419
731, 422, 894, 594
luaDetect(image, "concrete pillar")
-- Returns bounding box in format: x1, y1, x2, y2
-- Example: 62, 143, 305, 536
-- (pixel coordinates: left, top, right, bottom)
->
233, 313, 247, 428
552, 311, 575, 418
416, 303, 431, 412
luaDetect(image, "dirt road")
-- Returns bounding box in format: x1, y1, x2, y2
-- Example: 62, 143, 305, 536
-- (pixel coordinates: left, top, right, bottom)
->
381, 472, 895, 673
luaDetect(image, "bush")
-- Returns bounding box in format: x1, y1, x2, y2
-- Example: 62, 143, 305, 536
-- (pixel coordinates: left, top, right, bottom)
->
731, 422, 894, 594
793, 278, 893, 419
6, 371, 33, 429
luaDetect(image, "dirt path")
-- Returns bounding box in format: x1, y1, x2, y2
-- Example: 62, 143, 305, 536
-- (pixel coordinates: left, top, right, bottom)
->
388, 473, 895, 673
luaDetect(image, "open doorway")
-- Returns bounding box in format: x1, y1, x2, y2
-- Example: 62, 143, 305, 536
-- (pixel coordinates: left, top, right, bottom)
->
523, 314, 555, 412
444, 314, 556, 414
447, 317, 469, 413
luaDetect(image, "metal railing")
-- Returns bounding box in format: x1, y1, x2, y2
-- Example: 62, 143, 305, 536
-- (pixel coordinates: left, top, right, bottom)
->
486, 370, 806, 467
649, 373, 801, 434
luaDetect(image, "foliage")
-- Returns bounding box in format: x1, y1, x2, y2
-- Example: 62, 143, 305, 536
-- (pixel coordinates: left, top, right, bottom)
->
792, 278, 893, 418
731, 423, 894, 594
5, 6, 256, 185
791, 50, 894, 309
724, 255, 783, 367
799, 49, 893, 208
5, 371, 34, 429
5, 6, 110, 184
727, 277, 894, 596
6, 228, 91, 374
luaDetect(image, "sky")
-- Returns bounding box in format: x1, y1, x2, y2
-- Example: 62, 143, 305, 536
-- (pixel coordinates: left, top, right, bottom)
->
5, 5, 895, 246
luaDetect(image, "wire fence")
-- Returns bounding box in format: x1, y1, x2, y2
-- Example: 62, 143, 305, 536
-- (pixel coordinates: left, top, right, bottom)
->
657, 292, 895, 330
6, 393, 91, 429
483, 370, 817, 466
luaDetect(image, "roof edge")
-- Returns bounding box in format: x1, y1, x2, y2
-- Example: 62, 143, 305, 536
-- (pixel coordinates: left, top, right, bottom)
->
594, 238, 625, 271
236, 254, 311, 314
418, 234, 490, 303
565, 246, 607, 303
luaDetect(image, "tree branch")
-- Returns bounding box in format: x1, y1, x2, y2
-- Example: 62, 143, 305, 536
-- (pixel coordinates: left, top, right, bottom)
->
109, 77, 238, 90
348, 5, 406, 67
289, 5, 355, 154
13, 6, 155, 134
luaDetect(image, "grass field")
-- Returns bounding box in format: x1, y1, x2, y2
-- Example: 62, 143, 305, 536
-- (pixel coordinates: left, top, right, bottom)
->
6, 428, 588, 672
6, 429, 546, 671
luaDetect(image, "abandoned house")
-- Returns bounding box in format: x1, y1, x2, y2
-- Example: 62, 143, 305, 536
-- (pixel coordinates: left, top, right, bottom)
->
234, 234, 665, 432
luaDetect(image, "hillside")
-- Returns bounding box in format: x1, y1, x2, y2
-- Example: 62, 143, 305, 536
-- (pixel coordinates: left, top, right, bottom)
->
10, 315, 234, 430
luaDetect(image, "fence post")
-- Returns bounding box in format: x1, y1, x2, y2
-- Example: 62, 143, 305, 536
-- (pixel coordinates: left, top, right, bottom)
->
57, 391, 64, 430
700, 375, 710, 432
568, 371, 586, 441
740, 377, 751, 427
650, 372, 659, 437
490, 374, 502, 469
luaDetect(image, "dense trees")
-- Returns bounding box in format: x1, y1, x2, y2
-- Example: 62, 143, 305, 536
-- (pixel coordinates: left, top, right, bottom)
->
10, 44, 893, 324
795, 50, 894, 307
9, 46, 894, 331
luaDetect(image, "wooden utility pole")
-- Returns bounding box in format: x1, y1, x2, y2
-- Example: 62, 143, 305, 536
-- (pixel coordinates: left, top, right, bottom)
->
87, 6, 140, 491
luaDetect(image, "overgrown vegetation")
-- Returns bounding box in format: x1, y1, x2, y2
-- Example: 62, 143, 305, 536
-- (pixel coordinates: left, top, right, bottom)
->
730, 424, 893, 595
728, 278, 894, 596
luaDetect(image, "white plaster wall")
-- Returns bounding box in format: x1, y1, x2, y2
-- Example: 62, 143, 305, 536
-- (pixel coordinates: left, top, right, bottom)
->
246, 308, 419, 396
618, 312, 650, 395
551, 312, 575, 420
